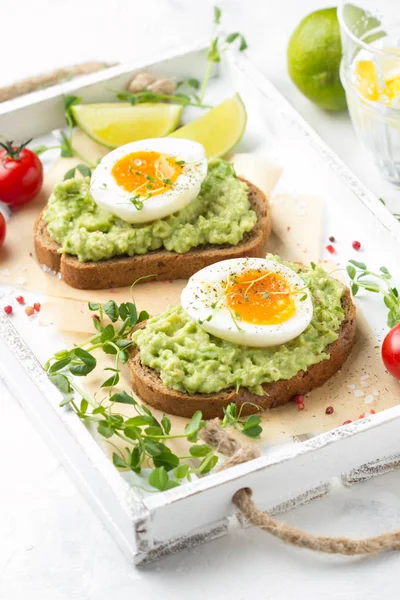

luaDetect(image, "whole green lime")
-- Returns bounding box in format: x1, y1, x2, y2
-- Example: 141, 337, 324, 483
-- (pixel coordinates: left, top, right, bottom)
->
287, 7, 347, 111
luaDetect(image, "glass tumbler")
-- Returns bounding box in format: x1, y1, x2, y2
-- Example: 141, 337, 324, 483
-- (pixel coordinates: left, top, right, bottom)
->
338, 0, 400, 185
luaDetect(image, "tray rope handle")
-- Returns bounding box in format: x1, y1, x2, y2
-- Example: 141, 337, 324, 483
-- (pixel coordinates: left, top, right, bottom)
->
199, 419, 400, 555
0, 62, 117, 104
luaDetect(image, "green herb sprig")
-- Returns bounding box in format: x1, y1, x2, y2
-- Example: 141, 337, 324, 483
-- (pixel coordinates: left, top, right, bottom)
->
45, 292, 263, 491
116, 90, 211, 109
221, 403, 263, 438
63, 163, 92, 180
199, 6, 248, 102
347, 260, 400, 327
116, 7, 247, 110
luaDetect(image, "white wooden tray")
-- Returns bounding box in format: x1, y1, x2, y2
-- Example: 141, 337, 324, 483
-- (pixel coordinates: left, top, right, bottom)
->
1, 43, 400, 565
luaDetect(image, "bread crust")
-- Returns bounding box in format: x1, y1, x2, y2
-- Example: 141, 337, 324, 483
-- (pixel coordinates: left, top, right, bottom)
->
128, 289, 356, 419
34, 179, 271, 290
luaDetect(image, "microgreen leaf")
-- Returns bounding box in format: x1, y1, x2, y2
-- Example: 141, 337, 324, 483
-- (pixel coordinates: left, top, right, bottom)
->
161, 415, 171, 435
88, 302, 101, 311
103, 300, 119, 322
102, 343, 118, 355
226, 32, 239, 43
143, 439, 165, 457
129, 447, 141, 472
346, 265, 356, 280
64, 95, 81, 127
349, 259, 367, 270
97, 421, 114, 438
76, 164, 92, 177
110, 391, 137, 405
59, 393, 75, 407
198, 454, 218, 474
384, 294, 398, 310
115, 339, 133, 349
238, 35, 248, 51
351, 283, 359, 296
119, 302, 138, 327
48, 373, 71, 394
48, 357, 72, 372
153, 450, 180, 471
184, 411, 203, 439
64, 94, 81, 112
242, 414, 262, 439
138, 310, 149, 323
130, 197, 144, 210
63, 167, 76, 180
92, 316, 103, 333
148, 467, 179, 491
118, 349, 129, 364
70, 348, 96, 376
364, 283, 381, 293
174, 464, 189, 480
112, 453, 127, 469
124, 426, 140, 441
208, 38, 221, 62
100, 323, 115, 343
189, 444, 213, 457
125, 415, 153, 427
101, 372, 120, 388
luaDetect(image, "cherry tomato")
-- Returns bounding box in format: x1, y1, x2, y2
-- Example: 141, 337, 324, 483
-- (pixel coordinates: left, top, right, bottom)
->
382, 323, 400, 379
0, 212, 6, 248
0, 140, 43, 206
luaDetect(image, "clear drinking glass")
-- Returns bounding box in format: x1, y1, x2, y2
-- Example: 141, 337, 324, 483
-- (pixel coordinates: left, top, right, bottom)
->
338, 0, 400, 185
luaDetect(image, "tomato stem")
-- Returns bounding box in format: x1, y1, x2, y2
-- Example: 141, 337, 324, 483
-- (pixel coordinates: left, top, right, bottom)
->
0, 139, 32, 161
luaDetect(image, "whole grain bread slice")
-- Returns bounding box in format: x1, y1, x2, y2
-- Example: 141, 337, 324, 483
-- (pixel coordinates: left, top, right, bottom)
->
34, 178, 271, 290
128, 289, 356, 419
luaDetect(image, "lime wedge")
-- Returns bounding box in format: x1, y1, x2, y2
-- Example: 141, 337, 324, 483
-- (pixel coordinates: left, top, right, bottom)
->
169, 94, 247, 158
71, 103, 183, 148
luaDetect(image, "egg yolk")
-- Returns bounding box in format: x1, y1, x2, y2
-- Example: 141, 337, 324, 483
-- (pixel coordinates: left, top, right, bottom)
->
112, 151, 182, 197
226, 269, 296, 325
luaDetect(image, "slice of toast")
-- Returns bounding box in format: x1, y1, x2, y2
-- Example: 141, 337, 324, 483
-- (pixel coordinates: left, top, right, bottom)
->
128, 289, 356, 419
34, 179, 271, 290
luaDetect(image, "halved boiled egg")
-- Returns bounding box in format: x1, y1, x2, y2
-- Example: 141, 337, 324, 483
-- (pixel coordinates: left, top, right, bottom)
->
181, 258, 313, 347
90, 138, 207, 224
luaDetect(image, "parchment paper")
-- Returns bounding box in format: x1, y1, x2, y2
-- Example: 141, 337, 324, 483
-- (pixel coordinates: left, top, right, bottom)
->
1, 132, 399, 449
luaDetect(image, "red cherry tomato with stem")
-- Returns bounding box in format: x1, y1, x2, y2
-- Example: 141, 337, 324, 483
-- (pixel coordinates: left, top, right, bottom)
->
0, 212, 6, 248
382, 323, 400, 379
0, 140, 43, 207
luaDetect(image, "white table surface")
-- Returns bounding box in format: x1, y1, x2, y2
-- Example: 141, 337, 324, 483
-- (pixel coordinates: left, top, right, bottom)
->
1, 1, 400, 598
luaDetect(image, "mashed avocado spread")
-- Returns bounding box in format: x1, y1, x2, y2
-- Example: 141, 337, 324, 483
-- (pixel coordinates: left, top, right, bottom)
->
43, 160, 257, 262
131, 262, 346, 395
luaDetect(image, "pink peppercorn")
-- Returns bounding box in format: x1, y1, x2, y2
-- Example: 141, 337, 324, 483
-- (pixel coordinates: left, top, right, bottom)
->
326, 244, 335, 254
293, 394, 305, 404
352, 241, 361, 250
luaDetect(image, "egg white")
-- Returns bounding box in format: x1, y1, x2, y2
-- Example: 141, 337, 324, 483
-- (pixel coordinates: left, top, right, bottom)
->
181, 258, 313, 347
90, 138, 207, 224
